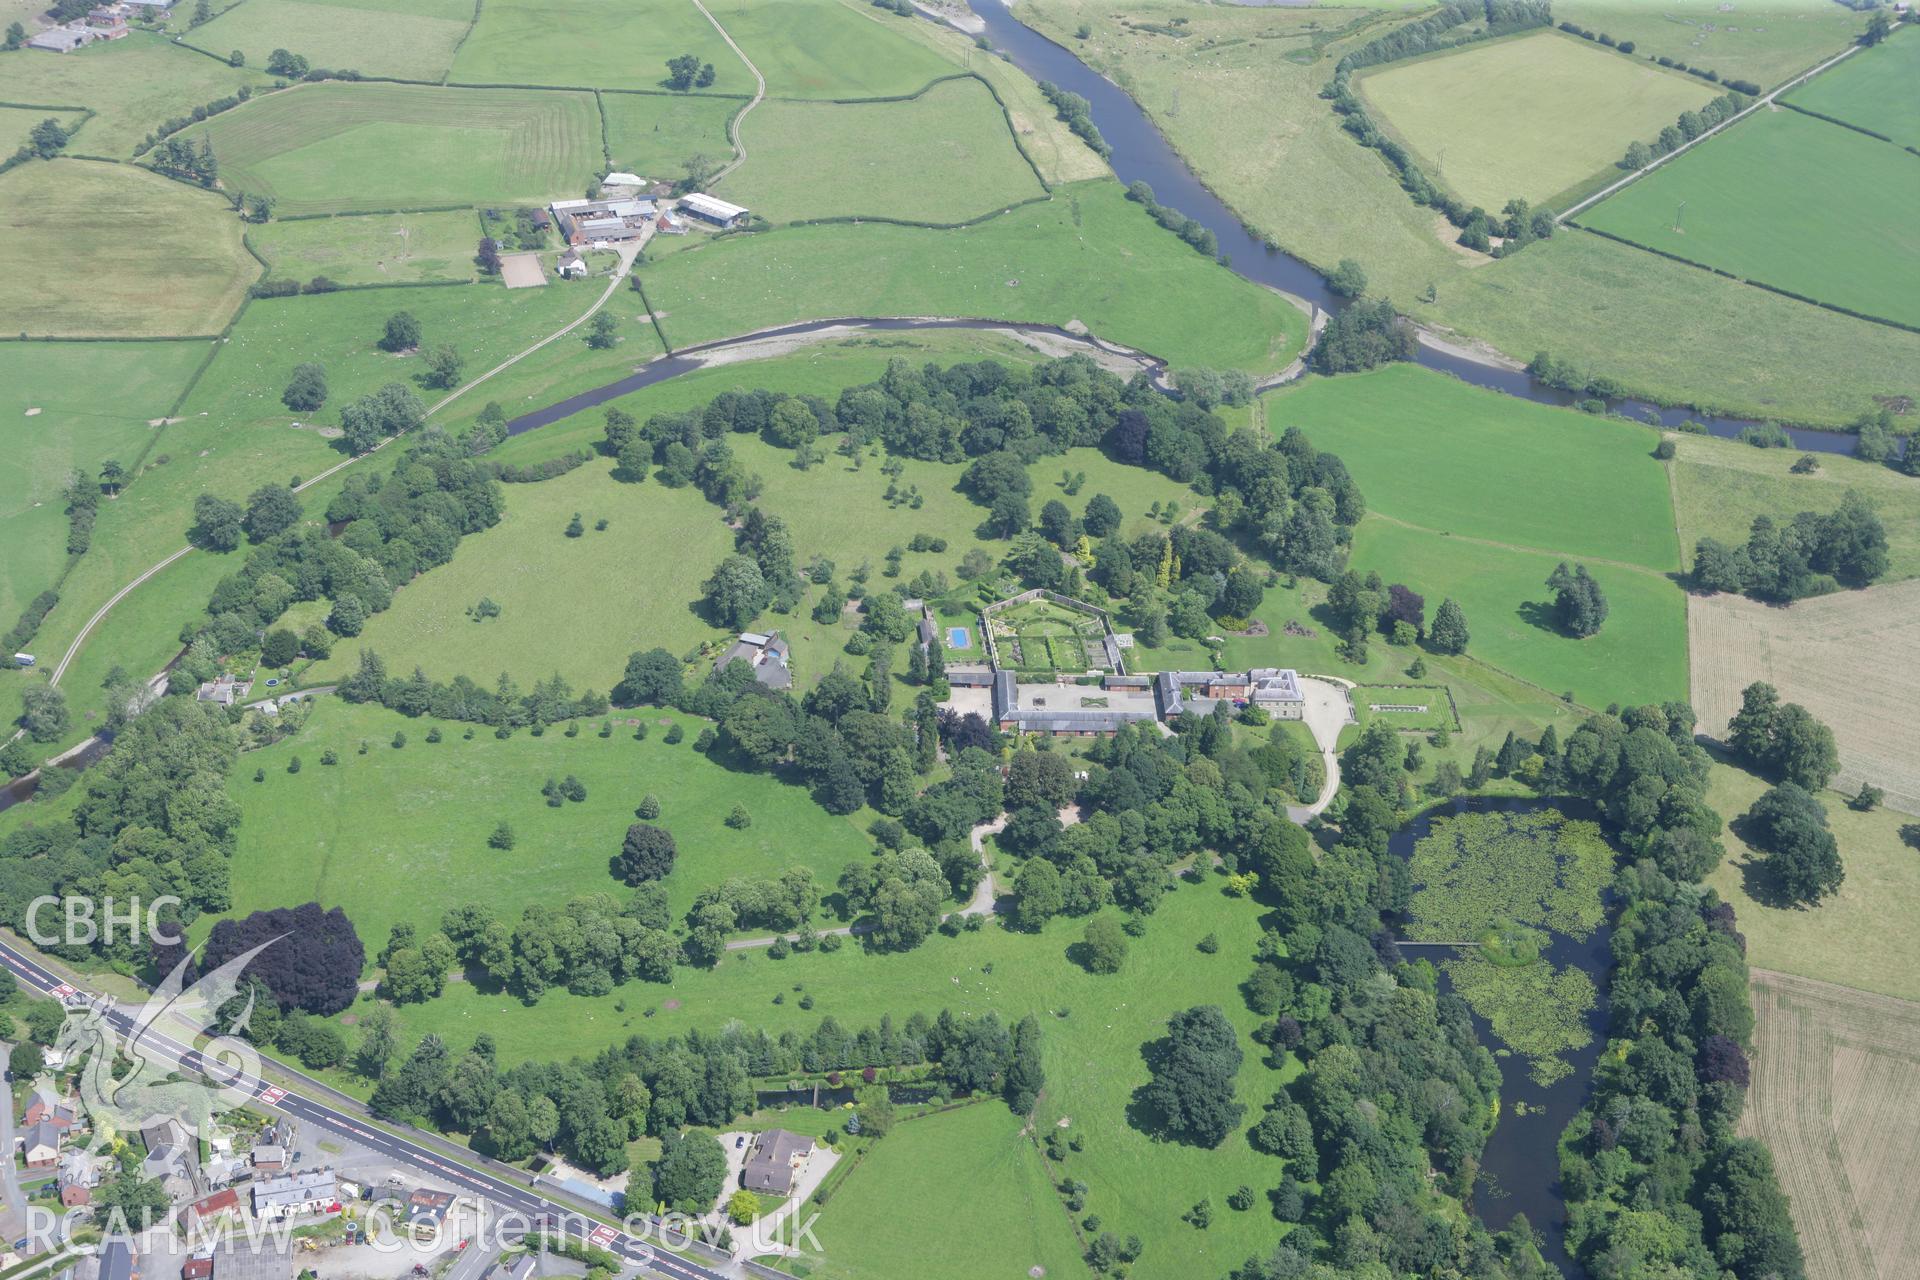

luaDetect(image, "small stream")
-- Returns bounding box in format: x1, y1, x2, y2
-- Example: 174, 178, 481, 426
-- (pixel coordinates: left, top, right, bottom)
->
1389, 796, 1614, 1277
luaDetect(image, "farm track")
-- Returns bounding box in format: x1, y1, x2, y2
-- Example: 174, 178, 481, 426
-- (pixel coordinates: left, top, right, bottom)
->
1362, 511, 1676, 579
691, 0, 765, 186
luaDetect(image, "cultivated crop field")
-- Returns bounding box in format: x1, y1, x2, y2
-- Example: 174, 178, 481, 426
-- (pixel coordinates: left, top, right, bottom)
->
1668, 431, 1920, 582
207, 700, 872, 948
1689, 578, 1920, 813
0, 159, 255, 337
1784, 27, 1920, 149
0, 34, 267, 159
188, 0, 477, 83
1742, 970, 1920, 1280
191, 83, 600, 217
1271, 365, 1679, 571
598, 91, 736, 184
1580, 108, 1920, 330
450, 0, 749, 93
1356, 30, 1716, 208
1705, 763, 1920, 1000
250, 211, 483, 287
722, 77, 1046, 225
641, 179, 1309, 373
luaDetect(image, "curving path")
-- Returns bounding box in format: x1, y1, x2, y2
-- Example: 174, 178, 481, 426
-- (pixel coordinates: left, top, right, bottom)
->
1286, 674, 1355, 823
691, 0, 765, 187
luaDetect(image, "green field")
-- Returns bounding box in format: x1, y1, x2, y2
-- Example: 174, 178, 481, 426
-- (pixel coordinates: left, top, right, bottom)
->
1785, 26, 1920, 149
1017, 0, 1920, 427
1555, 0, 1867, 89
1705, 762, 1920, 1001
188, 0, 476, 83
204, 700, 871, 949
802, 1103, 1084, 1280
191, 83, 601, 217
450, 0, 749, 94
1669, 431, 1920, 582
250, 211, 484, 287
0, 159, 255, 337
1269, 365, 1680, 571
598, 92, 737, 184
723, 77, 1045, 225
0, 107, 89, 158
641, 179, 1309, 374
0, 33, 269, 158
1347, 518, 1689, 709
716, 0, 955, 100
1580, 109, 1920, 329
1356, 29, 1716, 208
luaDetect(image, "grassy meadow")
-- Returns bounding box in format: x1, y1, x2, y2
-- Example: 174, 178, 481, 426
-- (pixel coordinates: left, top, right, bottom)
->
1785, 26, 1920, 149
1356, 30, 1716, 208
250, 211, 484, 287
722, 77, 1046, 225
450, 0, 749, 93
1580, 109, 1920, 330
191, 83, 601, 217
641, 179, 1309, 373
205, 700, 873, 948
0, 159, 255, 337
598, 92, 737, 184
1017, 0, 1919, 426
0, 34, 269, 159
188, 0, 476, 82
799, 1102, 1084, 1280
1668, 432, 1920, 581
1554, 0, 1870, 89
0, 108, 89, 157
1269, 365, 1680, 571
1704, 762, 1920, 1001
718, 0, 956, 100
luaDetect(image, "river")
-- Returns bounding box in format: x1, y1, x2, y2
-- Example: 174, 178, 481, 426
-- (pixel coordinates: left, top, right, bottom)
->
1390, 796, 1613, 1277
961, 0, 1865, 455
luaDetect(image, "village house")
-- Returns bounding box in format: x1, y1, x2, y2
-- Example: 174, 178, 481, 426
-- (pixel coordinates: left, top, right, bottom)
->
740, 1129, 814, 1195
57, 1149, 100, 1207
182, 1258, 212, 1280
25, 1089, 77, 1130
555, 247, 587, 279
183, 1187, 241, 1231
22, 1119, 63, 1169
716, 631, 791, 690
84, 7, 129, 36
97, 1240, 137, 1280
405, 1188, 456, 1237
250, 1143, 285, 1173
250, 1168, 338, 1221
678, 192, 749, 229
196, 674, 252, 706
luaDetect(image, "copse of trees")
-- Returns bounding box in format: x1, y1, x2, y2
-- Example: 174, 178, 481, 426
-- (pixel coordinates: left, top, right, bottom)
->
1740, 781, 1843, 906
1691, 494, 1888, 600
1725, 681, 1840, 791
663, 52, 716, 91
200, 902, 366, 1016
1308, 297, 1416, 373
1546, 561, 1607, 637
1037, 81, 1109, 158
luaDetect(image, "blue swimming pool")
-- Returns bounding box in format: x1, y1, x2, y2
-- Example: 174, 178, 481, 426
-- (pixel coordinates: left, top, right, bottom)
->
947, 627, 971, 649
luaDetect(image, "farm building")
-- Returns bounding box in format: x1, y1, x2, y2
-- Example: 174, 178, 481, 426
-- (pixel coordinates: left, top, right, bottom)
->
741, 1129, 814, 1195
679, 192, 749, 228
549, 197, 655, 245
602, 171, 644, 190
655, 209, 688, 235
84, 8, 129, 35
210, 1239, 292, 1280
27, 23, 106, 51
717, 631, 791, 690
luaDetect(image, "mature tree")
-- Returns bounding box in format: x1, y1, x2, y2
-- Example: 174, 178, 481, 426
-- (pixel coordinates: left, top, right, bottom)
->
1427, 597, 1469, 654
1014, 859, 1064, 929
585, 312, 619, 350
261, 628, 300, 667
1004, 1014, 1045, 1115
1081, 916, 1128, 974
423, 344, 464, 390
1698, 1139, 1808, 1279
702, 554, 770, 630
1726, 682, 1839, 790
1743, 782, 1843, 906
615, 647, 683, 706
380, 310, 422, 353
243, 484, 302, 542
475, 237, 502, 275
1862, 8, 1893, 44
28, 117, 68, 160
651, 1129, 728, 1211
1546, 562, 1608, 637
202, 902, 366, 1015
1138, 1005, 1245, 1147
282, 362, 328, 413
190, 493, 245, 551
1082, 492, 1122, 539
18, 685, 70, 744
1327, 257, 1368, 299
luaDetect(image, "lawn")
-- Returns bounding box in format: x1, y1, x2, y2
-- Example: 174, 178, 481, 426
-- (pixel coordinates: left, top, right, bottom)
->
1554, 0, 1867, 90
1668, 431, 1920, 582
1579, 109, 1920, 330
1705, 763, 1920, 1001
802, 1102, 1083, 1280
1347, 518, 1689, 709
714, 0, 955, 100
1269, 365, 1680, 571
187, 0, 476, 83
0, 159, 255, 337
1016, 0, 1920, 427
598, 92, 737, 185
190, 83, 601, 217
721, 77, 1046, 225
249, 211, 484, 287
1785, 26, 1920, 149
640, 179, 1309, 374
327, 882, 1307, 1278
450, 0, 750, 94
0, 33, 269, 158
1355, 29, 1717, 208
203, 700, 873, 951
